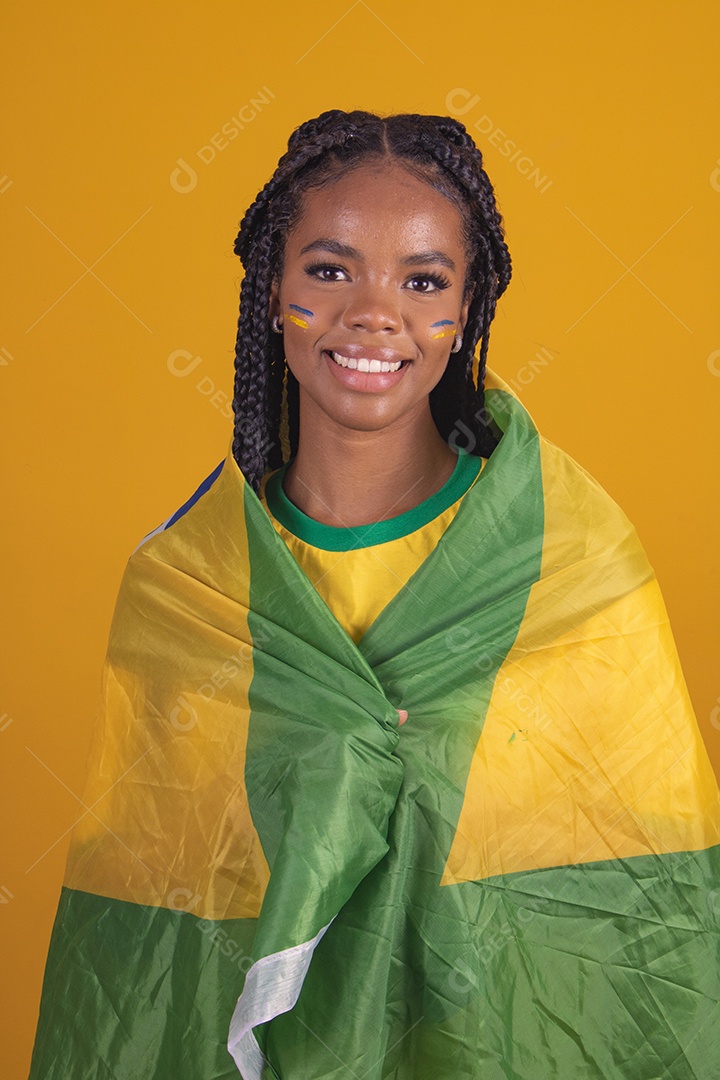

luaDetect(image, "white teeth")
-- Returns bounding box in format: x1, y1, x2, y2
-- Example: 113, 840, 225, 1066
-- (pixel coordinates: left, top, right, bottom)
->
330, 351, 402, 373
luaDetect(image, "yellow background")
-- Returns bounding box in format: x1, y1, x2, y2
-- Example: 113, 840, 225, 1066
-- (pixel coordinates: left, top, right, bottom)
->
2, 2, 719, 1075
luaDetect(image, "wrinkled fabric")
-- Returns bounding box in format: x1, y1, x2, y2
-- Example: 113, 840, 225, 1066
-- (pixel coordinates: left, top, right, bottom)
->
29, 368, 720, 1079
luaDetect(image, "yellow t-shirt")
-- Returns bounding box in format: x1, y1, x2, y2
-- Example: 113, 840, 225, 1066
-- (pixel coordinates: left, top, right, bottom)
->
259, 448, 486, 643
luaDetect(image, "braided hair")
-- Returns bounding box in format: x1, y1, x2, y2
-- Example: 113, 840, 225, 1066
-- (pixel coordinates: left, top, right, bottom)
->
232, 109, 512, 492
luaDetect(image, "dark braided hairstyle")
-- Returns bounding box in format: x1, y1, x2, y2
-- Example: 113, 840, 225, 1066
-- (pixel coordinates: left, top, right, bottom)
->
232, 109, 512, 492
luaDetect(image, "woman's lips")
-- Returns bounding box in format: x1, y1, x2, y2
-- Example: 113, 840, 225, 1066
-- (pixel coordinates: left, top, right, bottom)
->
324, 350, 411, 392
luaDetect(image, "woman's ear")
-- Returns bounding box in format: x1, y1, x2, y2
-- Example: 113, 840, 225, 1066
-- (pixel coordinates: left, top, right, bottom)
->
268, 278, 281, 323
458, 296, 471, 339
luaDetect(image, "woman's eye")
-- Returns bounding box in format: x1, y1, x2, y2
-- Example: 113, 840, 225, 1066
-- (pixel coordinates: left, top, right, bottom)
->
407, 274, 450, 293
305, 263, 349, 282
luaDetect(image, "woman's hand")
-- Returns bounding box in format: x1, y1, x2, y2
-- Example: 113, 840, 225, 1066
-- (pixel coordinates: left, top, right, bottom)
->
396, 709, 408, 727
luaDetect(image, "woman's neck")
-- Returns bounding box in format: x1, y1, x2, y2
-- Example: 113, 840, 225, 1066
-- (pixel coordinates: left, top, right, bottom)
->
281, 405, 458, 530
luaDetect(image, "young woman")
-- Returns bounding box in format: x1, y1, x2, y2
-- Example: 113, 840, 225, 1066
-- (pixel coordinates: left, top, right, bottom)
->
30, 110, 720, 1079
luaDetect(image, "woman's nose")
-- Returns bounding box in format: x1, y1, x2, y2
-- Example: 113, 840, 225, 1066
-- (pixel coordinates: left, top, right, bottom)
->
342, 282, 402, 333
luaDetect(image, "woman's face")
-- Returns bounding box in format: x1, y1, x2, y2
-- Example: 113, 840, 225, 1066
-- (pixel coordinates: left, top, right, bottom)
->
269, 160, 471, 437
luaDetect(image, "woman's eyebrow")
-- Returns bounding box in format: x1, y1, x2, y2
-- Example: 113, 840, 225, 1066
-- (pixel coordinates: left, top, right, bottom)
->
299, 238, 362, 259
401, 250, 456, 271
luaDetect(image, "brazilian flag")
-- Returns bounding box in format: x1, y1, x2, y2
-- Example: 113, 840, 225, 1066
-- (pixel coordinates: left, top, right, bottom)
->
29, 369, 720, 1078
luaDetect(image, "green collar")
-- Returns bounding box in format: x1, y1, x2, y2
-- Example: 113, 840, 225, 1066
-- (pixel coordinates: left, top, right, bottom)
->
264, 447, 483, 552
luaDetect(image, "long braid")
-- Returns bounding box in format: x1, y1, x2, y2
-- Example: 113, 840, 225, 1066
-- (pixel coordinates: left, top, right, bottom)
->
231, 228, 280, 480
231, 110, 512, 490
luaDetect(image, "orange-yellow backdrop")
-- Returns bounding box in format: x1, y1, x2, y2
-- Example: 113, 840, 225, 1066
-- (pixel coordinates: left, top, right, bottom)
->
2, 2, 719, 1076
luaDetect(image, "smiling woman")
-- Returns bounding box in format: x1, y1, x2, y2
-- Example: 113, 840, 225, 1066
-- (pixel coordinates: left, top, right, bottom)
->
29, 110, 720, 1080
267, 160, 475, 526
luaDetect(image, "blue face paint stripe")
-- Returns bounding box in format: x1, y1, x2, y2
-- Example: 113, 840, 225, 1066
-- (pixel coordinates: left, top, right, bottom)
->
430, 320, 455, 328
289, 304, 314, 317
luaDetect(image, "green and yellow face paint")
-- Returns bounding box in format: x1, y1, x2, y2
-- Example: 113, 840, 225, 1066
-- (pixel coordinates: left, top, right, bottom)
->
284, 304, 314, 329
430, 319, 455, 340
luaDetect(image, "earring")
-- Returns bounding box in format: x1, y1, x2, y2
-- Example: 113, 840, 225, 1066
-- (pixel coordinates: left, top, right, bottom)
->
451, 334, 463, 353
271, 315, 283, 334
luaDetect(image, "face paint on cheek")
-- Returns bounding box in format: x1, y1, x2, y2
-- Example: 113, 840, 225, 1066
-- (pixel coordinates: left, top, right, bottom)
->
430, 319, 455, 340
285, 303, 314, 329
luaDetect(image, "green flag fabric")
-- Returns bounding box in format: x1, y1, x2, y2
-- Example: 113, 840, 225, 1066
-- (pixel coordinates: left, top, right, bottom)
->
29, 369, 720, 1079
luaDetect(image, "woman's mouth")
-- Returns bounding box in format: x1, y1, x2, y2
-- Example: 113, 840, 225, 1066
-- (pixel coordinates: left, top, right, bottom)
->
326, 350, 406, 373
323, 350, 411, 392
